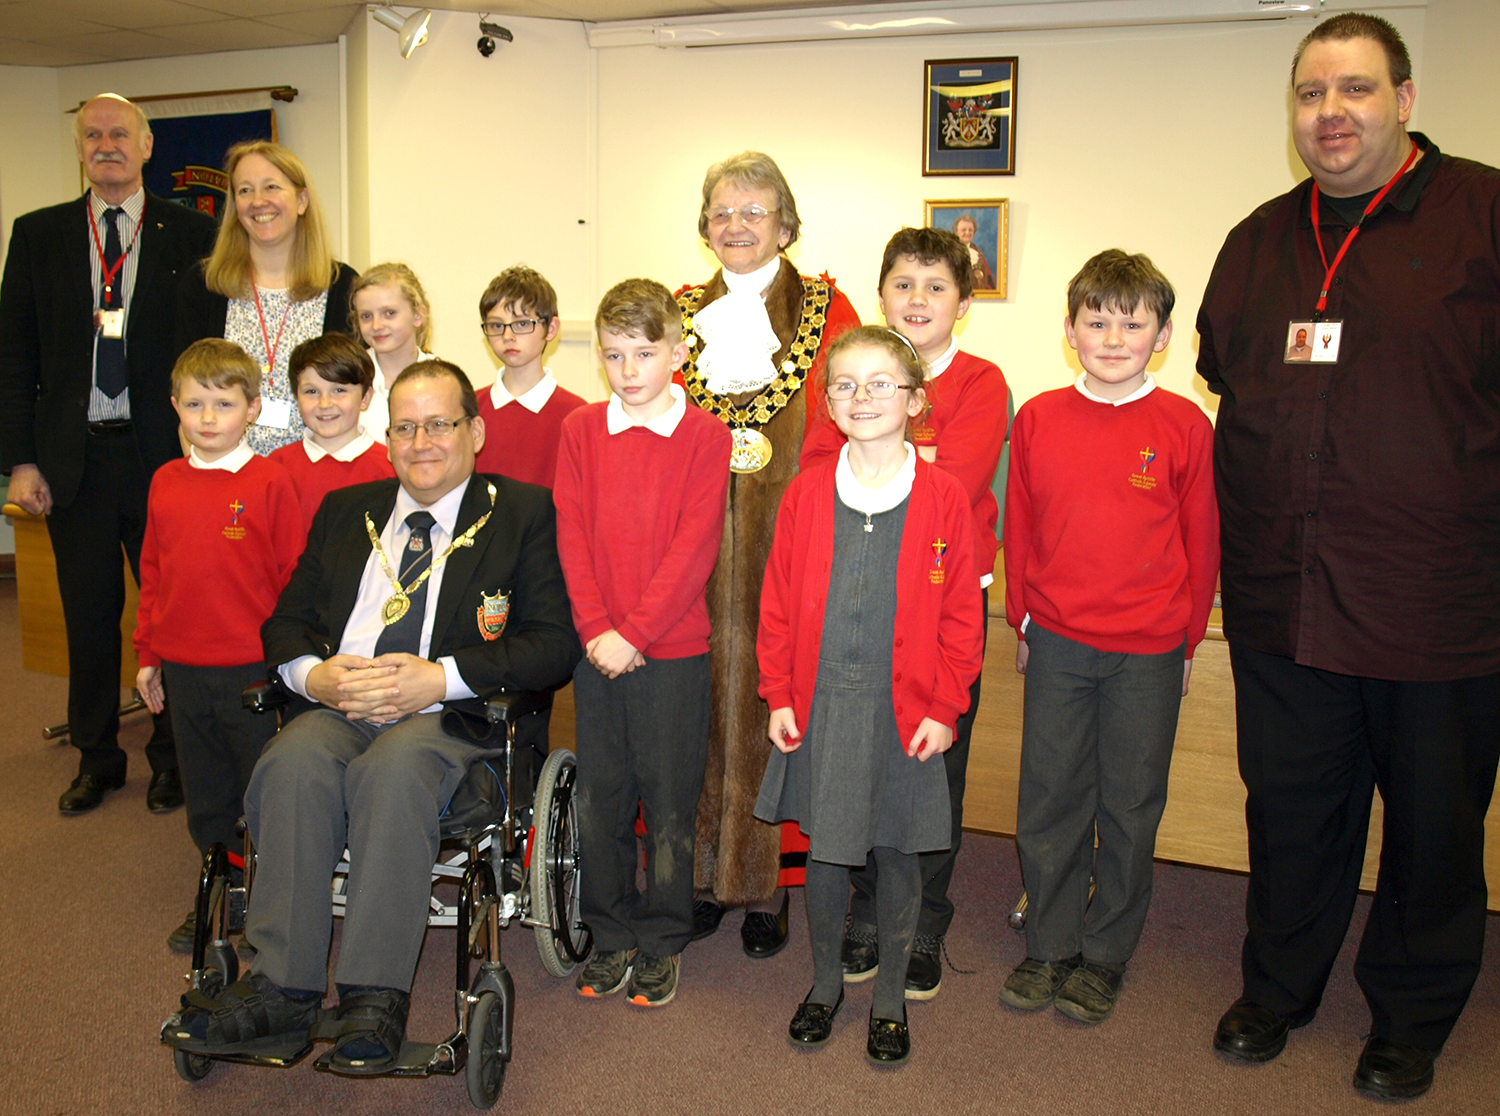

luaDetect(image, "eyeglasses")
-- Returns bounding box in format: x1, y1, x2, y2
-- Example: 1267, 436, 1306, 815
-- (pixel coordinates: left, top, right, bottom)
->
705, 204, 776, 226
480, 317, 548, 337
388, 416, 471, 441
826, 380, 912, 400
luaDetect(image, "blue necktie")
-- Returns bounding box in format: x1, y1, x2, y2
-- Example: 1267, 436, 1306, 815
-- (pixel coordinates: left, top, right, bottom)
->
96, 207, 128, 399
374, 511, 437, 657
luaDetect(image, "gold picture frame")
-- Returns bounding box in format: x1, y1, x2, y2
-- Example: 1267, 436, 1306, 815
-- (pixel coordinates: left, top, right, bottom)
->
925, 198, 1008, 300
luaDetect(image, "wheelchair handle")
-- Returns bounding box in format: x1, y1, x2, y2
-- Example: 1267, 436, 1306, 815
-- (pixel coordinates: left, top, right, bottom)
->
485, 690, 550, 724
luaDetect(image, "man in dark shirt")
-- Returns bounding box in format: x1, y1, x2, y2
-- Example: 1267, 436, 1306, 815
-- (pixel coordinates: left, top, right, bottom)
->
1196, 14, 1500, 1100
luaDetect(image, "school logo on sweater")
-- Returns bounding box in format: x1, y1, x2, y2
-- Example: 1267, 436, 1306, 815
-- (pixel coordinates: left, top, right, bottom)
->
930, 538, 948, 584
477, 588, 511, 641
1129, 447, 1158, 491
223, 499, 247, 540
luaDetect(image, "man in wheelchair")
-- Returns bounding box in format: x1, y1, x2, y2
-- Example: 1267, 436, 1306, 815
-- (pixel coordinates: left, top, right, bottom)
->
174, 361, 580, 1072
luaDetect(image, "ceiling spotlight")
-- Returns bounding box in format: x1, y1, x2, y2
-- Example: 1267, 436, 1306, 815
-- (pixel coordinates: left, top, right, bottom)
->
477, 20, 513, 57
371, 6, 431, 59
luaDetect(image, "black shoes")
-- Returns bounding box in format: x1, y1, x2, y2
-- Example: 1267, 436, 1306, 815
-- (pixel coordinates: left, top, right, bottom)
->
147, 768, 185, 813
168, 909, 198, 954
1000, 955, 1079, 1011
741, 892, 790, 959
905, 934, 943, 1000
1213, 998, 1312, 1063
866, 1009, 911, 1067
1354, 1036, 1435, 1100
788, 989, 843, 1047
1054, 960, 1124, 1023
59, 772, 125, 816
841, 925, 878, 983
691, 897, 726, 943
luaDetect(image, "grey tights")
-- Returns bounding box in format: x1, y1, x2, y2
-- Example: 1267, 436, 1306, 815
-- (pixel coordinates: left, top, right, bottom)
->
805, 847, 920, 1020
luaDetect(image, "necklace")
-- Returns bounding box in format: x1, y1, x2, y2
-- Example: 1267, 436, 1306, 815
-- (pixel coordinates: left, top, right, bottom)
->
365, 482, 496, 626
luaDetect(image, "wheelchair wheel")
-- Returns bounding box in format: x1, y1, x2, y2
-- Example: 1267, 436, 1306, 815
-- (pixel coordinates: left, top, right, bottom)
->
201, 943, 239, 996
173, 1047, 215, 1083
531, 748, 591, 976
465, 991, 506, 1108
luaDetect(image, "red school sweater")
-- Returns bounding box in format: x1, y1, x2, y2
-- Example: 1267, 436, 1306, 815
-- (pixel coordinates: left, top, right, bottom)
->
267, 437, 395, 535
802, 349, 1008, 576
1004, 383, 1219, 658
757, 457, 986, 744
475, 381, 587, 489
552, 402, 731, 658
135, 456, 305, 668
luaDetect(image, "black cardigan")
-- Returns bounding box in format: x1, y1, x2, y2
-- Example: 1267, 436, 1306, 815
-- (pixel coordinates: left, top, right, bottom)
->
173, 259, 360, 361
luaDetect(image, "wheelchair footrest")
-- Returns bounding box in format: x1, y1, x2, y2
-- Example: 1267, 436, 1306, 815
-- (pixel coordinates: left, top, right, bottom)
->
313, 1039, 460, 1078
160, 1014, 321, 1068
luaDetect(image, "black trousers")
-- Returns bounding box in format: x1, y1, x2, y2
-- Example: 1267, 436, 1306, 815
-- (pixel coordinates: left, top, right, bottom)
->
45, 429, 175, 780
849, 586, 988, 939
161, 661, 278, 854
574, 653, 710, 957
1230, 644, 1500, 1051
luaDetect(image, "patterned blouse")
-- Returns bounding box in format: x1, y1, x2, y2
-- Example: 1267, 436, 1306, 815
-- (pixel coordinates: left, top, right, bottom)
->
226, 287, 330, 455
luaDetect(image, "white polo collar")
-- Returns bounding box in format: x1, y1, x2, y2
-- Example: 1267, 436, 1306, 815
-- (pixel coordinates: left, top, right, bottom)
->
606, 382, 686, 436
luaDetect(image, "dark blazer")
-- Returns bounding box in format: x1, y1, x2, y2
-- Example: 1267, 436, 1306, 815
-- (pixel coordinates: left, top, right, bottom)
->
0, 192, 217, 506
173, 260, 359, 361
262, 472, 582, 718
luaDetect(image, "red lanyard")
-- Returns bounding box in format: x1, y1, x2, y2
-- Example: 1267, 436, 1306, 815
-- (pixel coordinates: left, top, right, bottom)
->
252, 282, 293, 374
1309, 140, 1419, 318
86, 202, 144, 306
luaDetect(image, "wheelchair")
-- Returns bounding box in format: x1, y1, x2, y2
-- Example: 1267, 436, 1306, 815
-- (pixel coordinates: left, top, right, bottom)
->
160, 684, 592, 1109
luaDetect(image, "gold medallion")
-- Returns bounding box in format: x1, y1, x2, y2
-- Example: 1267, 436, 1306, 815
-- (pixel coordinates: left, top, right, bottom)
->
729, 427, 773, 474
382, 592, 410, 626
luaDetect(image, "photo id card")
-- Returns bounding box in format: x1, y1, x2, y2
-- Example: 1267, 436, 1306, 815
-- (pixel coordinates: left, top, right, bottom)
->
95, 308, 124, 338
255, 398, 293, 429
1285, 320, 1342, 364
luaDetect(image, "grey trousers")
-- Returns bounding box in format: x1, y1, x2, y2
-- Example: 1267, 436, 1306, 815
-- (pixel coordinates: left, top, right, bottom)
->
1016, 623, 1183, 965
243, 709, 477, 993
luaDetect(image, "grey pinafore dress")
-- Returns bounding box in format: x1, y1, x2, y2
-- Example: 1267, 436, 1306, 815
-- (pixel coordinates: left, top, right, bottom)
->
754, 494, 952, 866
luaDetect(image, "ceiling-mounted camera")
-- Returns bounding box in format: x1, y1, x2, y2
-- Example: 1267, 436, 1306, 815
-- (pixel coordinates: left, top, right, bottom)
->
477, 19, 513, 57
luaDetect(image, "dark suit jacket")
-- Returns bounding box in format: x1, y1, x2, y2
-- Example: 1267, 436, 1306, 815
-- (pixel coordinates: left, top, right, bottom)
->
0, 192, 217, 506
262, 472, 582, 720
173, 260, 359, 361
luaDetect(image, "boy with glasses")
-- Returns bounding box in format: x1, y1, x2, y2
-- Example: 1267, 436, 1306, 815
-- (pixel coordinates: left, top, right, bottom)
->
474, 265, 585, 487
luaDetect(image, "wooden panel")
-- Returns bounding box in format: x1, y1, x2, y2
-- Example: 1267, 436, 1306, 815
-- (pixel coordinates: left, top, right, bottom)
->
967, 559, 1500, 910
4, 503, 140, 686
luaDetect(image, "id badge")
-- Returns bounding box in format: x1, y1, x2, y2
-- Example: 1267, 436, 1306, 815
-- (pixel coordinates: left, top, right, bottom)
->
255, 398, 293, 429
1285, 320, 1342, 364
95, 308, 124, 339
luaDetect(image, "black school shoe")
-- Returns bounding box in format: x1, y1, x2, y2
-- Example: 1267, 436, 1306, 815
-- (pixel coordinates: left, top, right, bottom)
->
866, 1008, 911, 1067
1353, 1037, 1436, 1100
1053, 959, 1124, 1023
841, 924, 878, 983
1213, 998, 1314, 1063
741, 892, 790, 959
1000, 955, 1080, 1011
788, 989, 843, 1047
905, 933, 943, 1000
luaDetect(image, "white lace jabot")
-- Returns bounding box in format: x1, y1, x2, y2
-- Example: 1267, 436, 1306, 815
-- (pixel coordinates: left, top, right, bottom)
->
693, 256, 784, 395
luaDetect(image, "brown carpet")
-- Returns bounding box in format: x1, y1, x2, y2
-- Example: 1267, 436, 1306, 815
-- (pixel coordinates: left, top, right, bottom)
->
0, 578, 1495, 1115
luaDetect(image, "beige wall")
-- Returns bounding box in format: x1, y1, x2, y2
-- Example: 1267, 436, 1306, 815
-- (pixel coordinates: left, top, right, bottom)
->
1, 0, 1498, 422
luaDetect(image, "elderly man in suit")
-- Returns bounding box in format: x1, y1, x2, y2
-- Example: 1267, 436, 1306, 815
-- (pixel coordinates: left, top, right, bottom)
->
174, 360, 579, 1071
0, 93, 217, 816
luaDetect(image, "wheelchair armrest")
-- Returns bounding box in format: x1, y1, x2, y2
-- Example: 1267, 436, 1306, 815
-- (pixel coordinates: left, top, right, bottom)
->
242, 676, 291, 713
484, 689, 551, 724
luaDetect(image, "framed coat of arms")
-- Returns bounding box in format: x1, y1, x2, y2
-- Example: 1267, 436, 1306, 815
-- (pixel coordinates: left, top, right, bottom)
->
923, 57, 1018, 176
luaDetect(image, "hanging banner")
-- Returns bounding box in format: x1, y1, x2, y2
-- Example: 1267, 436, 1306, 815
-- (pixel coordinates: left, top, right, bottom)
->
141, 93, 277, 219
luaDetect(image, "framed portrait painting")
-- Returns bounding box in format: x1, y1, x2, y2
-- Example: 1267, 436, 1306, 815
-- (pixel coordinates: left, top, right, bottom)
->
926, 199, 1008, 299
923, 57, 1017, 176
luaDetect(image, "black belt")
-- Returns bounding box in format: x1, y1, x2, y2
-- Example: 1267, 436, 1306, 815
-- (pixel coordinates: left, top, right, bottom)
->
87, 420, 133, 437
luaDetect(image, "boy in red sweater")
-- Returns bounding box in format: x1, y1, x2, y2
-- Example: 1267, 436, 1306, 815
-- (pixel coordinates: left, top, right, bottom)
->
474, 265, 585, 487
269, 333, 394, 536
803, 226, 1008, 1000
554, 279, 731, 1008
135, 339, 305, 951
1002, 250, 1218, 1023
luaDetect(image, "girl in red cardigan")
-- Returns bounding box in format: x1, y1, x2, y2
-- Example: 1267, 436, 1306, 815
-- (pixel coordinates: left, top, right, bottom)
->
755, 327, 986, 1067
